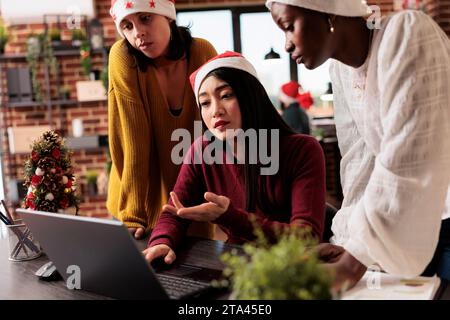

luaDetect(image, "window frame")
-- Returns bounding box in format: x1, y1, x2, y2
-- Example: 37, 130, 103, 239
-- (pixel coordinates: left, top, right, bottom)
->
177, 5, 298, 81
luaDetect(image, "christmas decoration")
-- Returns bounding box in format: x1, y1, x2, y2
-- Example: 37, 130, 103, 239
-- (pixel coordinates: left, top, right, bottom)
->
22, 131, 79, 214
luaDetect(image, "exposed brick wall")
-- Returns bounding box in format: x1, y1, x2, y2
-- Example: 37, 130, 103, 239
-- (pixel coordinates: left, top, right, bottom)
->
0, 2, 110, 217
434, 0, 450, 36
95, 0, 121, 47
0, 76, 109, 218
367, 0, 395, 14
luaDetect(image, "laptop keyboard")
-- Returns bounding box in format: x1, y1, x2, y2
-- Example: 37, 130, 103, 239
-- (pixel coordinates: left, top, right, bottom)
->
156, 273, 212, 299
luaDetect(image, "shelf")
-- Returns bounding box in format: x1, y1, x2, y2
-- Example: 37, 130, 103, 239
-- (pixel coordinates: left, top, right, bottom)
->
0, 48, 108, 62
4, 99, 107, 108
6, 135, 108, 154
66, 135, 108, 150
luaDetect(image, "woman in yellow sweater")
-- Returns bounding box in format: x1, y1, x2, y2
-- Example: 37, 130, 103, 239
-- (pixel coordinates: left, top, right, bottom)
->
107, 0, 217, 239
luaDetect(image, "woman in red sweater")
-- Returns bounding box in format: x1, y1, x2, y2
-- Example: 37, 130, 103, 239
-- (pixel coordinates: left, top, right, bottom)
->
144, 52, 326, 264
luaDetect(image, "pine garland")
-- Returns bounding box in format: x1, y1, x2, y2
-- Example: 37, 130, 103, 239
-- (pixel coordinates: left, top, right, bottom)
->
23, 130, 80, 214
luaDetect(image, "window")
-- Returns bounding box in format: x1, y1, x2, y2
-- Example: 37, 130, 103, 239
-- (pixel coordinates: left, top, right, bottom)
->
297, 59, 331, 96
240, 12, 290, 106
178, 7, 332, 109
177, 10, 233, 54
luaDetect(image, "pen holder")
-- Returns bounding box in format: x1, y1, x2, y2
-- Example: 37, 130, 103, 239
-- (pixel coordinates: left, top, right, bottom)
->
6, 219, 42, 262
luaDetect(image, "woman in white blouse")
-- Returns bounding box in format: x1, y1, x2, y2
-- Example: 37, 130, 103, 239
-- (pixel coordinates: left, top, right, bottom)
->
267, 0, 450, 291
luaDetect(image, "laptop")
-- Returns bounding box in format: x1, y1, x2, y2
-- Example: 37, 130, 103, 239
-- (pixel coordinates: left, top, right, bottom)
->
17, 208, 224, 300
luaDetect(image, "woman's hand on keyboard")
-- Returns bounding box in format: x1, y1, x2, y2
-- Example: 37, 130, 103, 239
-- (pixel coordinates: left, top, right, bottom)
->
142, 244, 176, 265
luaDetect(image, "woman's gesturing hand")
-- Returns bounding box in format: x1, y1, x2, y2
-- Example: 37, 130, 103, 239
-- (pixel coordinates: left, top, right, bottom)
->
164, 191, 230, 222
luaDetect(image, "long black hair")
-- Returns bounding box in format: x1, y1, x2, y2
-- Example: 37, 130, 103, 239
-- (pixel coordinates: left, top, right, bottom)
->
201, 68, 296, 213
125, 21, 193, 72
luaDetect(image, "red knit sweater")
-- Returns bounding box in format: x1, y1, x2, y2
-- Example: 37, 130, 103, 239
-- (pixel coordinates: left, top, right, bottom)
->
148, 133, 326, 248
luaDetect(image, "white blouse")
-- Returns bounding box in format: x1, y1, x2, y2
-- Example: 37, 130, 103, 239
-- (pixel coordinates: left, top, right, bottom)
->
329, 10, 450, 277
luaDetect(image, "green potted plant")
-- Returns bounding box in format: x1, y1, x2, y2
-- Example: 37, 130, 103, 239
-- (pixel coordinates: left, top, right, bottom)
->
220, 226, 333, 300
80, 41, 92, 78
312, 127, 326, 141
100, 68, 109, 92
0, 23, 9, 54
26, 33, 58, 103
49, 28, 61, 47
59, 86, 71, 100
85, 171, 98, 196
71, 29, 86, 47
26, 33, 43, 102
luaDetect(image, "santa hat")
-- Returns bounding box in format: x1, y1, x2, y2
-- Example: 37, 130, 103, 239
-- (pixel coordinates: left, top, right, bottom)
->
279, 81, 314, 109
279, 81, 300, 105
297, 91, 313, 110
265, 0, 372, 17
189, 51, 259, 104
110, 0, 176, 38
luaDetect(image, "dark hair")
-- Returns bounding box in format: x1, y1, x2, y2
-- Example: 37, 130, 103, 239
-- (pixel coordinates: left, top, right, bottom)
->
201, 68, 296, 212
125, 21, 193, 72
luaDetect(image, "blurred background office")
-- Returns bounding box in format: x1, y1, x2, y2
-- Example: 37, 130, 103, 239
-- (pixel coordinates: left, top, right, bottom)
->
0, 0, 449, 235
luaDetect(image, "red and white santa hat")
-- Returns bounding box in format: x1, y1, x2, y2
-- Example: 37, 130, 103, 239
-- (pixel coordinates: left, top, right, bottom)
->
279, 81, 300, 105
110, 0, 177, 38
189, 51, 259, 104
279, 81, 314, 109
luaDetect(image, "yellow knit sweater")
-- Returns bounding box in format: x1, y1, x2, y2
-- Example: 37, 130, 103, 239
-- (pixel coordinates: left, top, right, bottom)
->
107, 38, 217, 237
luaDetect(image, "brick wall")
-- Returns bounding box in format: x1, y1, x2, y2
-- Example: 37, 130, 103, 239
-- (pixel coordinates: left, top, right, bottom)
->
433, 0, 450, 36
0, 0, 113, 217
0, 61, 109, 218
367, 0, 395, 14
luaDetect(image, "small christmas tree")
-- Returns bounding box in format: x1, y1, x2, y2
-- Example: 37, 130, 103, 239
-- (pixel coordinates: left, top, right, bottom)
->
23, 130, 79, 214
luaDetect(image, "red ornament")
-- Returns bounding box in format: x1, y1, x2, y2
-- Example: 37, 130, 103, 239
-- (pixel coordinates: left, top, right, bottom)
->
60, 196, 69, 209
66, 180, 73, 188
31, 151, 39, 161
31, 175, 43, 187
52, 148, 61, 159
125, 1, 133, 9
26, 193, 36, 209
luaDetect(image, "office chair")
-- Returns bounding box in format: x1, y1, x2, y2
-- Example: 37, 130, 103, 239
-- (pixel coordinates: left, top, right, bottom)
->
323, 203, 338, 242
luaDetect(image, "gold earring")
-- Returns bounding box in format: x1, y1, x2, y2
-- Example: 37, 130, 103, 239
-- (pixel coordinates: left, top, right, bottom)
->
328, 17, 335, 33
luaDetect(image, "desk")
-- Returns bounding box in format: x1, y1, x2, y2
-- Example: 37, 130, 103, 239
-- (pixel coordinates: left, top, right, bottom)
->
0, 237, 238, 300
0, 237, 448, 300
